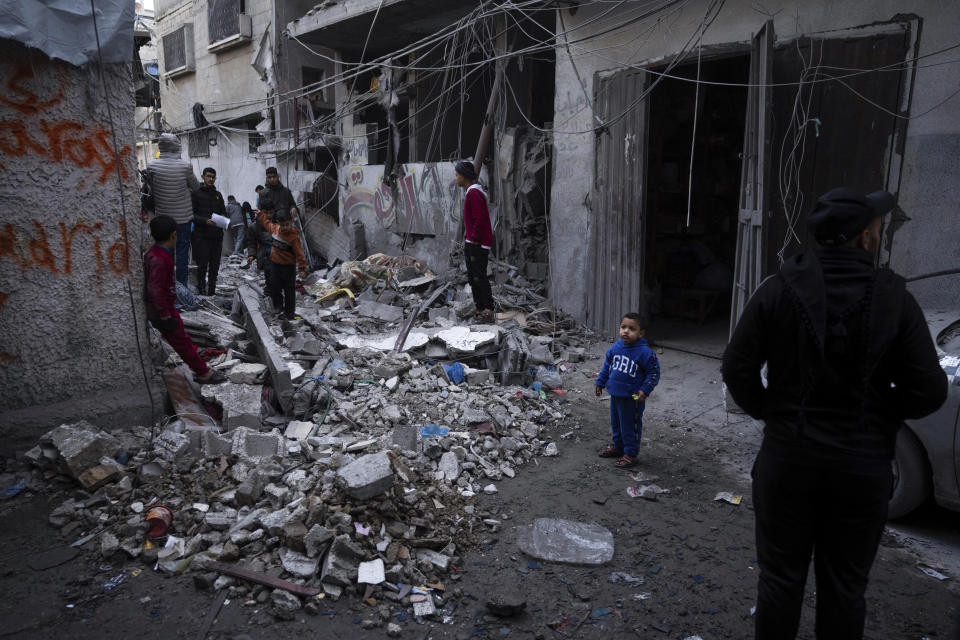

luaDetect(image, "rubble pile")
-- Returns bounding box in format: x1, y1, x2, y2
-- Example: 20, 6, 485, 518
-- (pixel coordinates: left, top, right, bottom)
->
25, 252, 594, 627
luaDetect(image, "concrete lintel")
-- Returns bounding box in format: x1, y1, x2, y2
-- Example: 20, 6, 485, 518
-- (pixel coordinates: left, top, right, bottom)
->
287, 0, 407, 39
235, 285, 293, 412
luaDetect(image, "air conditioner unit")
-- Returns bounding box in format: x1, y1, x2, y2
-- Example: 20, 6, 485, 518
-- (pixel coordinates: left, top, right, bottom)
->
162, 23, 195, 78
208, 14, 253, 53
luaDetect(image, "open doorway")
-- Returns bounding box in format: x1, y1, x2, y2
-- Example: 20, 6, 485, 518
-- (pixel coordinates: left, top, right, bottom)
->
644, 55, 749, 357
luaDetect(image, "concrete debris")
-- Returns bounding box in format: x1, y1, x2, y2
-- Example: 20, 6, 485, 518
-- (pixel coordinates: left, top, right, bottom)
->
518, 518, 615, 566
24, 252, 595, 623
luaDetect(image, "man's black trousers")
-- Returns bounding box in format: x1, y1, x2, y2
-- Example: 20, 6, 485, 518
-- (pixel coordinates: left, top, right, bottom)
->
192, 235, 222, 296
752, 441, 892, 640
464, 242, 493, 312
270, 262, 296, 316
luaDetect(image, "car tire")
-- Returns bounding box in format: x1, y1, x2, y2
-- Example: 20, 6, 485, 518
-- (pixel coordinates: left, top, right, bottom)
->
888, 426, 932, 520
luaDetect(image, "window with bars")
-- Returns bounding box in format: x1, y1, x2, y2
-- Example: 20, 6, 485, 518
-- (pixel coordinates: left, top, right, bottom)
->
188, 130, 210, 158
161, 23, 194, 75
208, 0, 244, 44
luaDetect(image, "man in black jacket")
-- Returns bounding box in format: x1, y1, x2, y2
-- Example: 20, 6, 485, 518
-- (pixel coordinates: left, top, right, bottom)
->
191, 167, 226, 296
262, 167, 298, 217
722, 187, 947, 640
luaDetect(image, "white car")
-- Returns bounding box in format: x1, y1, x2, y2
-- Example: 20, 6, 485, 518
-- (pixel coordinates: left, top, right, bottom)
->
889, 310, 960, 518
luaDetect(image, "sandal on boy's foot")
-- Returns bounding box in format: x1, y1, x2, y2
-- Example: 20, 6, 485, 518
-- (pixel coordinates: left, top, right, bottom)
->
195, 370, 226, 385
598, 446, 623, 458
614, 455, 638, 468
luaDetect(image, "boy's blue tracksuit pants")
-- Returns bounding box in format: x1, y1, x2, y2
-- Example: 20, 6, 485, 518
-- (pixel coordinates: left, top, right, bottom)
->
610, 395, 645, 457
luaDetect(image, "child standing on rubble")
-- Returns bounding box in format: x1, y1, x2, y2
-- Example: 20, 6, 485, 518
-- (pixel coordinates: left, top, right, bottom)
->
144, 215, 226, 384
595, 312, 660, 468
256, 207, 306, 319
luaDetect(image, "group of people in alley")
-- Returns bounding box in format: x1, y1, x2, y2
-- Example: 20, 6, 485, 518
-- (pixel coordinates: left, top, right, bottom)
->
140, 131, 947, 639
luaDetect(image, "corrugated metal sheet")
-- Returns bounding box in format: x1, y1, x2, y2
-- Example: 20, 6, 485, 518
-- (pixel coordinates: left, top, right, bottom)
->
587, 69, 648, 338
730, 21, 774, 336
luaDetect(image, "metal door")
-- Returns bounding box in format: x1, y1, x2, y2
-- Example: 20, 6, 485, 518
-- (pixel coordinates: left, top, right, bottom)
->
587, 68, 649, 337
729, 20, 774, 336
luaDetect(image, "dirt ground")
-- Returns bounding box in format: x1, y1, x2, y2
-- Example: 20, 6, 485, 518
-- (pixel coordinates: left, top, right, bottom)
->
1, 345, 958, 639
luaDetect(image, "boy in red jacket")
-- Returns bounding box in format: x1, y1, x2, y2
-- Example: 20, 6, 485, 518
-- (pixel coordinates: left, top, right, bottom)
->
144, 215, 225, 384
455, 160, 494, 322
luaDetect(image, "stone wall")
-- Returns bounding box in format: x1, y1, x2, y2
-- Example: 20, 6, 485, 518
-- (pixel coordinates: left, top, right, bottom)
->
0, 39, 156, 448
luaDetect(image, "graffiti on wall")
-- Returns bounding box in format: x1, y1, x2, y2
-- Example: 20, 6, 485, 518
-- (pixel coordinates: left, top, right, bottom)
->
0, 62, 133, 185
341, 163, 460, 235
0, 217, 131, 296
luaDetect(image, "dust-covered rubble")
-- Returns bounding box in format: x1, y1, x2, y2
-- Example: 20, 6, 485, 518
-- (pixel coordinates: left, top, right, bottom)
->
22, 251, 596, 629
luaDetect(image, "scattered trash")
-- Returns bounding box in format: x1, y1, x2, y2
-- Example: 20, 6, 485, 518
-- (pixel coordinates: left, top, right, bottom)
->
632, 593, 651, 601
714, 491, 742, 505
626, 485, 669, 499
609, 571, 644, 585
442, 362, 466, 385
918, 563, 950, 581
102, 573, 127, 592
145, 505, 174, 538
420, 424, 450, 438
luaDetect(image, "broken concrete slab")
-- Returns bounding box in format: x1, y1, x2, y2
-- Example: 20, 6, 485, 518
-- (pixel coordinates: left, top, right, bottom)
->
228, 363, 267, 384
235, 285, 293, 411
154, 430, 198, 471
357, 300, 404, 323
284, 420, 315, 441
438, 452, 460, 482
235, 470, 266, 507
321, 535, 365, 586
336, 331, 431, 353
40, 422, 120, 479
337, 452, 394, 500
304, 525, 335, 558
517, 518, 614, 566
280, 548, 319, 578
416, 548, 451, 571
435, 327, 498, 355
201, 382, 263, 430
390, 425, 419, 452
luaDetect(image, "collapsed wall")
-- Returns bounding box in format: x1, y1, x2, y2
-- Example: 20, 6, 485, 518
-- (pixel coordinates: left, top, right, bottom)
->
0, 38, 155, 449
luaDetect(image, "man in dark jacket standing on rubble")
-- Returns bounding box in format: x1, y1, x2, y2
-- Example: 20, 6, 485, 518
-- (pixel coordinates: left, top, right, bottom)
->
262, 167, 298, 217
722, 188, 947, 640
191, 167, 226, 296
146, 133, 200, 286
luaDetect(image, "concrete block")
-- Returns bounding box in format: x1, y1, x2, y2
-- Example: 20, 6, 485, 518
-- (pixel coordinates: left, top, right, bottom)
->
201, 383, 263, 430
381, 405, 402, 422
438, 451, 460, 482
205, 510, 237, 531
304, 525, 335, 558
464, 368, 490, 385
284, 420, 315, 441
320, 534, 365, 586
280, 548, 319, 578
357, 300, 404, 322
154, 430, 198, 471
228, 363, 267, 384
389, 425, 418, 452
42, 422, 120, 478
235, 471, 266, 507
261, 509, 300, 537
263, 483, 290, 509
77, 462, 122, 492
416, 548, 451, 571
282, 520, 308, 553
231, 428, 284, 460
337, 452, 394, 500
202, 430, 233, 458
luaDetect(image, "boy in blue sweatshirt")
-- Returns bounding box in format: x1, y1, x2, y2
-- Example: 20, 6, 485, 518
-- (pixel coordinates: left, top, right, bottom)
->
595, 312, 661, 468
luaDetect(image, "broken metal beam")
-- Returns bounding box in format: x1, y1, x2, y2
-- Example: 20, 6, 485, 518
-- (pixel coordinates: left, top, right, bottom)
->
205, 560, 322, 597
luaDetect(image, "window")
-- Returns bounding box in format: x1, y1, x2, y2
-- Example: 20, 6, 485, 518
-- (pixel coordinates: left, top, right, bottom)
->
247, 121, 264, 154
188, 131, 210, 158
208, 0, 251, 50
162, 23, 195, 77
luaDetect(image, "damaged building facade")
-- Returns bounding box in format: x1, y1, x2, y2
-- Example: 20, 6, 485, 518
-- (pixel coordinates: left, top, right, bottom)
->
153, 0, 960, 340
549, 0, 960, 341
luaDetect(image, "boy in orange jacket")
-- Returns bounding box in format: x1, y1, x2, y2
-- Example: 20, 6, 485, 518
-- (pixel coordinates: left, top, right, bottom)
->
257, 208, 306, 318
